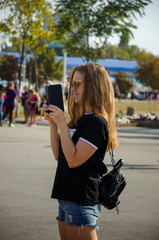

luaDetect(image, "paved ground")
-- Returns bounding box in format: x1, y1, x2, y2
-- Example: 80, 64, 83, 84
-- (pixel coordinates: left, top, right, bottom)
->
0, 121, 159, 240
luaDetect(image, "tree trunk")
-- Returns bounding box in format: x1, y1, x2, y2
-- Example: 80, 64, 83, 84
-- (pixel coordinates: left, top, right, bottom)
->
34, 51, 38, 91
19, 44, 25, 89
28, 58, 32, 89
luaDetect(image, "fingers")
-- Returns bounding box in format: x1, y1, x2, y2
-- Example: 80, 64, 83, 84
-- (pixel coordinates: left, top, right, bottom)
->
42, 105, 52, 114
42, 104, 63, 126
44, 111, 53, 123
47, 105, 60, 112
42, 104, 58, 110
43, 105, 55, 120
42, 104, 48, 111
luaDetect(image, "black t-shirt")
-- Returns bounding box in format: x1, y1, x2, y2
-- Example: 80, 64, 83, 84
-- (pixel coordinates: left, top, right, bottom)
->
51, 113, 109, 206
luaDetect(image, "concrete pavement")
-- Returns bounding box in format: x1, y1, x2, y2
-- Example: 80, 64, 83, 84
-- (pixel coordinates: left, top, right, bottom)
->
0, 122, 159, 240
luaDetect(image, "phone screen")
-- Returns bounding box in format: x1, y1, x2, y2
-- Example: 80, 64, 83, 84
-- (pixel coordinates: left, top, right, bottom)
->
46, 84, 64, 111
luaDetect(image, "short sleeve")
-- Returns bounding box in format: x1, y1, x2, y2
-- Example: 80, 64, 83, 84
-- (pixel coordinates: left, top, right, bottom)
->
79, 115, 107, 149
14, 89, 18, 97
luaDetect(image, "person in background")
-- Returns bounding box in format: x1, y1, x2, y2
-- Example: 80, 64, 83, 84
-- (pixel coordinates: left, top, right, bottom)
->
0, 84, 5, 126
28, 88, 40, 126
23, 89, 32, 126
64, 81, 69, 101
21, 86, 29, 125
39, 76, 52, 117
153, 90, 158, 100
2, 92, 7, 118
11, 71, 20, 118
39, 76, 52, 107
113, 83, 121, 100
2, 81, 17, 127
43, 63, 118, 240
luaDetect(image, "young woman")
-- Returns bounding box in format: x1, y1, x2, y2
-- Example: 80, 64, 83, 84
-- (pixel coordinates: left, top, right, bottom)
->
28, 88, 40, 126
2, 81, 17, 127
43, 63, 118, 240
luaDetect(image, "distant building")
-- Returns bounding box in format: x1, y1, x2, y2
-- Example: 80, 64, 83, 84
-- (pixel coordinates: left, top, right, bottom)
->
0, 51, 139, 85
56, 56, 138, 82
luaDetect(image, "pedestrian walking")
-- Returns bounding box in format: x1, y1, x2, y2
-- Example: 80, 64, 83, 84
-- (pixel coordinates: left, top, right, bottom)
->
43, 63, 117, 240
11, 71, 20, 118
0, 84, 5, 126
2, 81, 18, 127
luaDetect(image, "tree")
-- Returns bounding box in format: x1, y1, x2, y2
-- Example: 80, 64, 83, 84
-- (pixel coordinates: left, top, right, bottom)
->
37, 48, 63, 81
0, 54, 19, 80
126, 45, 152, 61
26, 58, 36, 86
26, 48, 63, 86
0, 0, 55, 88
54, 0, 152, 62
136, 56, 159, 90
104, 44, 130, 60
103, 43, 153, 61
116, 72, 133, 96
119, 34, 130, 47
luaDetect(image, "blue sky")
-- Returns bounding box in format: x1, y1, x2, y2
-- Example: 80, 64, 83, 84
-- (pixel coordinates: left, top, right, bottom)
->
108, 0, 159, 56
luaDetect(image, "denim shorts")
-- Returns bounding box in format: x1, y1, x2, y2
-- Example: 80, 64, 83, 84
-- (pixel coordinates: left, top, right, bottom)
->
56, 200, 101, 229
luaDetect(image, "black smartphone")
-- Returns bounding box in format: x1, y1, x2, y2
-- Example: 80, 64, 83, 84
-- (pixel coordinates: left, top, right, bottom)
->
46, 84, 64, 112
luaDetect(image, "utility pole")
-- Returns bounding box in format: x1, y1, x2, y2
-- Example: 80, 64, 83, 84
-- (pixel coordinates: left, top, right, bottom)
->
62, 50, 67, 89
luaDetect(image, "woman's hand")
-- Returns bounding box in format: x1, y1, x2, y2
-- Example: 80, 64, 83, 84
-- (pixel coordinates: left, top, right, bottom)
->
45, 104, 67, 129
42, 104, 54, 124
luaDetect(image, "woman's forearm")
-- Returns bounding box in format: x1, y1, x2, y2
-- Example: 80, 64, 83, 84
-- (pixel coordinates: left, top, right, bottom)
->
58, 124, 76, 167
50, 122, 60, 160
44, 105, 77, 164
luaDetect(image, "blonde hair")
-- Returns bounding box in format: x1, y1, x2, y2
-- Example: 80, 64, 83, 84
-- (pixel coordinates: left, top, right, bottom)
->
68, 63, 118, 151
7, 81, 15, 89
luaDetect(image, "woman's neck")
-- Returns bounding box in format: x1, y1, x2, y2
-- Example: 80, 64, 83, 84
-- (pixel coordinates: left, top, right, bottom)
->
85, 105, 93, 113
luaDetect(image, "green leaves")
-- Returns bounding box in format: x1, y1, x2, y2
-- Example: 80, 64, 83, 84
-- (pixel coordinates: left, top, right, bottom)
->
0, 54, 19, 81
37, 48, 63, 81
116, 72, 133, 95
0, 0, 55, 52
136, 56, 159, 90
54, 0, 152, 61
0, 0, 55, 87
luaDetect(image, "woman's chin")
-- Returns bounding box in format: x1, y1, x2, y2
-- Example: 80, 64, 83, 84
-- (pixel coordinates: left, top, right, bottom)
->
74, 97, 79, 104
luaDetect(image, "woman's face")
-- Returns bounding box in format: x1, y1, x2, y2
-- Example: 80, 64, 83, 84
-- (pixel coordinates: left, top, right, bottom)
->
71, 71, 84, 104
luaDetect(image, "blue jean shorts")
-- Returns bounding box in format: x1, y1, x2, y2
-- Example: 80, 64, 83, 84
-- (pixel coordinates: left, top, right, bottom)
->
56, 200, 101, 229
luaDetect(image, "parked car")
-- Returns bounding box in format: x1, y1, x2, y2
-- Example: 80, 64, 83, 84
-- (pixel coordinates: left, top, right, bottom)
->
138, 91, 158, 100
138, 91, 146, 100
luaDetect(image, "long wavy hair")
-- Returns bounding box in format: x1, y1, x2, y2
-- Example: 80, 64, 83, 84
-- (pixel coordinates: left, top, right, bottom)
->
67, 63, 118, 150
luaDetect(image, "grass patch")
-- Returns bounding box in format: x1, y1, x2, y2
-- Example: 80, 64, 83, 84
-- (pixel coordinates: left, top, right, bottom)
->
18, 100, 159, 119
115, 100, 159, 116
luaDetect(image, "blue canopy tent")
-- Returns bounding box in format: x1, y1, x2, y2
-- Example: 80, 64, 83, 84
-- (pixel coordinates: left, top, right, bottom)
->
0, 51, 138, 75
56, 56, 138, 81
0, 51, 138, 83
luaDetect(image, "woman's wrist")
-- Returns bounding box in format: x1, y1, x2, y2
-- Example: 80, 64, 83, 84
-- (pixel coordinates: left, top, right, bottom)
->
58, 122, 68, 132
49, 120, 56, 126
